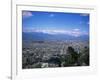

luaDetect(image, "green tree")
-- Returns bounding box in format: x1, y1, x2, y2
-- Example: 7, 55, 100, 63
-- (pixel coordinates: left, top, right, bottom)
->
78, 47, 89, 66
64, 46, 79, 66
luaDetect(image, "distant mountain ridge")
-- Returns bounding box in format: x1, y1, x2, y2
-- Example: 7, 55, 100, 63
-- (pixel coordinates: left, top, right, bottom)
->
22, 32, 89, 41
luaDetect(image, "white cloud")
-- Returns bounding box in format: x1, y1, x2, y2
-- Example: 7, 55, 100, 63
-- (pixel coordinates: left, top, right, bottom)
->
79, 21, 90, 25
49, 14, 55, 17
22, 11, 33, 18
80, 13, 89, 16
23, 28, 88, 37
73, 28, 80, 31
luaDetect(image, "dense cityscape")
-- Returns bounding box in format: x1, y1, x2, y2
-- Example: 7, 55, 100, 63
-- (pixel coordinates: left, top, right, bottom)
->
22, 40, 89, 69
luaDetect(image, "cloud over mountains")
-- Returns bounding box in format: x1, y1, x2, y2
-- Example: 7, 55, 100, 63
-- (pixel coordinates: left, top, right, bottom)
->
23, 28, 88, 37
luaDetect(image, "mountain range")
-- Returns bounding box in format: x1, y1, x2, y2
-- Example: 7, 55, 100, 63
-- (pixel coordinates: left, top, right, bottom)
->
22, 32, 89, 41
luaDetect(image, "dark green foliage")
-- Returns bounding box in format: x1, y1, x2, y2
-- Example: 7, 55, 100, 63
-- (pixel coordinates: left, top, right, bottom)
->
48, 55, 62, 67
59, 46, 89, 67
78, 47, 89, 66
68, 47, 78, 62
62, 46, 79, 66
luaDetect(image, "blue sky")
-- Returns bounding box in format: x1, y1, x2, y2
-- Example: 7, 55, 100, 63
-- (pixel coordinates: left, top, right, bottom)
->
22, 11, 89, 37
